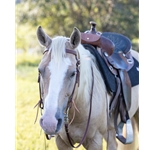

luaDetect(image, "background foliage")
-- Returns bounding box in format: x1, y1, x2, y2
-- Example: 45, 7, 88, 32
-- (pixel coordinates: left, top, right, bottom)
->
16, 0, 139, 53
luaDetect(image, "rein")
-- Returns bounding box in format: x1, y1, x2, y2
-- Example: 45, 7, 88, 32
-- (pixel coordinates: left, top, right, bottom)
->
35, 48, 94, 148
64, 49, 94, 148
34, 49, 49, 123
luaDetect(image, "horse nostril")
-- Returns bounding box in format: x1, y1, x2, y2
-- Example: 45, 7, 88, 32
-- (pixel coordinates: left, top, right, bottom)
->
55, 118, 62, 132
58, 118, 62, 126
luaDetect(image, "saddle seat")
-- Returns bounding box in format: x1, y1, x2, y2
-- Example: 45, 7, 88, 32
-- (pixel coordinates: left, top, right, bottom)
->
81, 30, 134, 71
101, 32, 134, 71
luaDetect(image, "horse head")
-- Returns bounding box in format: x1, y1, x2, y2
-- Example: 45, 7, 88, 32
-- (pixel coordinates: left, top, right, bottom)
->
36, 26, 81, 135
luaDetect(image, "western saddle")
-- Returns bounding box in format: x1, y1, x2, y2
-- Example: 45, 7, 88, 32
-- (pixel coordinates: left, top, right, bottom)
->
81, 21, 135, 144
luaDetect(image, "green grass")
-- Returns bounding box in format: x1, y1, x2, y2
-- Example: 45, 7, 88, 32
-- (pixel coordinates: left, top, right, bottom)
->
16, 53, 86, 150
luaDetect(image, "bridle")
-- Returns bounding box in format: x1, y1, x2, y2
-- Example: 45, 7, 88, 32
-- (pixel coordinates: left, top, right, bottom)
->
64, 49, 94, 148
34, 48, 94, 148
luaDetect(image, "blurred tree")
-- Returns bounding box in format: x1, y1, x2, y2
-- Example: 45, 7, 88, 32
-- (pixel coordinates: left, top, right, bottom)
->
16, 0, 139, 52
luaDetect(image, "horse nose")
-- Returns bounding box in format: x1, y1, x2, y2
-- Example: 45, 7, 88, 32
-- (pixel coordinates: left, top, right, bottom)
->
40, 115, 58, 135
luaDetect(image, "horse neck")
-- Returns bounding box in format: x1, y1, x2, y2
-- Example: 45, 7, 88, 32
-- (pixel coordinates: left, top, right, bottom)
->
72, 45, 107, 118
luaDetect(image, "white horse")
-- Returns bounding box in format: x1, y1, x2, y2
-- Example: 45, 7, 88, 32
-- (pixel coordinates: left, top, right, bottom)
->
36, 26, 139, 150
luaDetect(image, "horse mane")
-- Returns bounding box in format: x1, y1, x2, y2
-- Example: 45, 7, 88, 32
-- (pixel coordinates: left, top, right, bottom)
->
77, 44, 106, 103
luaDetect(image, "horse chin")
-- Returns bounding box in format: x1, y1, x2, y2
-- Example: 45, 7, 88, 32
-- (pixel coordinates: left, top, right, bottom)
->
43, 129, 59, 137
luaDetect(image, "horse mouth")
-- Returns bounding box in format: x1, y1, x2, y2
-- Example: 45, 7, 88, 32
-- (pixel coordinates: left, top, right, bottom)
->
43, 128, 59, 138
45, 134, 55, 140
44, 120, 62, 139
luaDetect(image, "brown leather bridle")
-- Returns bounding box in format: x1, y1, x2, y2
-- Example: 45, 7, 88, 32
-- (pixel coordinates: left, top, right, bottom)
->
64, 49, 94, 148
35, 48, 94, 148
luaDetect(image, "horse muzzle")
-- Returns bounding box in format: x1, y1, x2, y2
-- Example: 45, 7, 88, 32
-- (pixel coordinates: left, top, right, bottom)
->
39, 114, 63, 135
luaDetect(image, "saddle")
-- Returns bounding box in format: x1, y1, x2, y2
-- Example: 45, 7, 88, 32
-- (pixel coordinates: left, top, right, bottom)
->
81, 21, 137, 144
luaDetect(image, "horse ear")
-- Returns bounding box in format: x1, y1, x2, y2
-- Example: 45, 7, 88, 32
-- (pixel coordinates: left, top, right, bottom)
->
37, 26, 52, 48
70, 27, 81, 49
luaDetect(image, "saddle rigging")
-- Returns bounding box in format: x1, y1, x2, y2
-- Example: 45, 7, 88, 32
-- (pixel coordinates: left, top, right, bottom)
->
81, 21, 139, 144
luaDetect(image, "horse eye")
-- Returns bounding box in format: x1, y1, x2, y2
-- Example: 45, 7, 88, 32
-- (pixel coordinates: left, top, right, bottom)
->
70, 71, 76, 78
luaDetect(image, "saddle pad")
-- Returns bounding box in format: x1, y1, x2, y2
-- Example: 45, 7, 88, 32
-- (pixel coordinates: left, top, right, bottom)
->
82, 44, 139, 93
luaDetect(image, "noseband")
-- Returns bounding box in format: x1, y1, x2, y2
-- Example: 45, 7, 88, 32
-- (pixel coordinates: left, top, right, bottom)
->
35, 48, 94, 148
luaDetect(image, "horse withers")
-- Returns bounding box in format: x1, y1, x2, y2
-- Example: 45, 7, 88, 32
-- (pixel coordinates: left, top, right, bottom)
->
36, 26, 139, 150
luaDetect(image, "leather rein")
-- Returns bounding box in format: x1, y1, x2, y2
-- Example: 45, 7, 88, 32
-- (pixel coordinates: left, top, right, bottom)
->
35, 48, 94, 148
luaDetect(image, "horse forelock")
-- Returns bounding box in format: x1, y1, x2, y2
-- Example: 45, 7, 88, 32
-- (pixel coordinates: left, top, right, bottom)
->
50, 36, 68, 65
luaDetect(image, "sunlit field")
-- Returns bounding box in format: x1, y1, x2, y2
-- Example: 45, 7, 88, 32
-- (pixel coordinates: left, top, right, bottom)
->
16, 53, 107, 150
